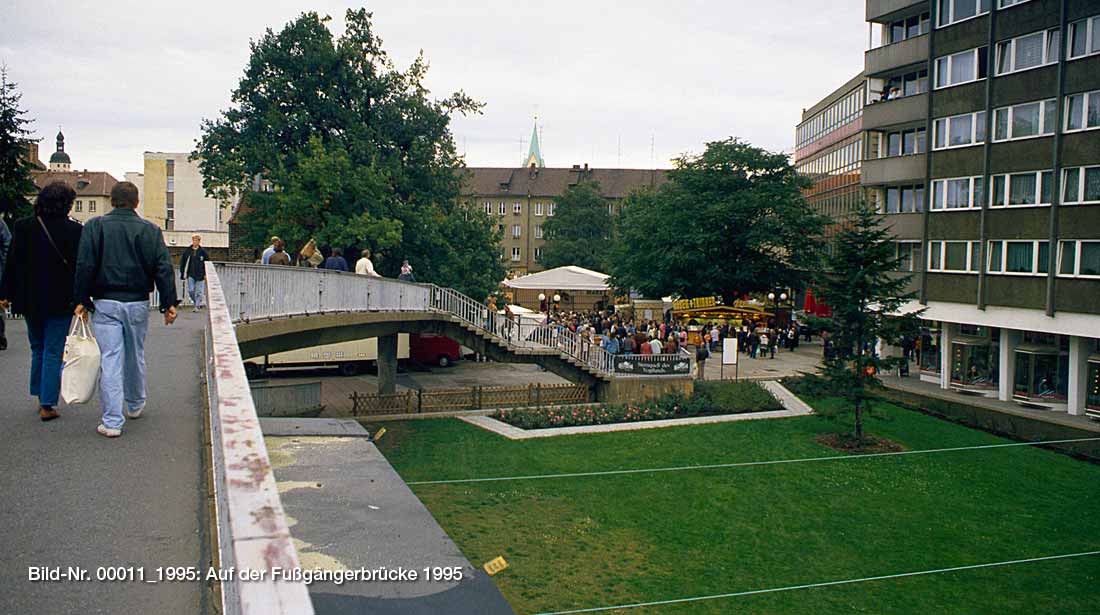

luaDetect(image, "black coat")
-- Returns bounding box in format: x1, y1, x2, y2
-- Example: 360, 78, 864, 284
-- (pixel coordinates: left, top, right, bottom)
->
179, 246, 209, 281
0, 215, 83, 318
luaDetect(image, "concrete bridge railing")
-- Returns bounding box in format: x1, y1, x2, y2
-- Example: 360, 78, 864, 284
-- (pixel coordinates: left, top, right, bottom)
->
211, 263, 616, 377
203, 263, 314, 615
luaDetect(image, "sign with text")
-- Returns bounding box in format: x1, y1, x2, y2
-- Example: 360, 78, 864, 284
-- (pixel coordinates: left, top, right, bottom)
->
614, 355, 692, 376
672, 296, 719, 311
722, 338, 739, 365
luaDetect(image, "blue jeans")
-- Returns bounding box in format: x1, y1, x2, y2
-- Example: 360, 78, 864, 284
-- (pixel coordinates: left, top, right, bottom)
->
186, 277, 205, 308
26, 315, 71, 407
92, 300, 150, 429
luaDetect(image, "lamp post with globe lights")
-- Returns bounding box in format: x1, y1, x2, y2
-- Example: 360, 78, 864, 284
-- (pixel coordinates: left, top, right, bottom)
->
767, 290, 788, 328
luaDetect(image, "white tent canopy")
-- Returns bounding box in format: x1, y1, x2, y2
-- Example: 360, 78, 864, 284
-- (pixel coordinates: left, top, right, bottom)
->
502, 266, 611, 291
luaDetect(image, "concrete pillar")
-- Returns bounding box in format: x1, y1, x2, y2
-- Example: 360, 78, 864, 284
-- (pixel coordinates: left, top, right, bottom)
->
940, 324, 953, 390
998, 328, 1018, 403
377, 333, 398, 395
1067, 336, 1089, 416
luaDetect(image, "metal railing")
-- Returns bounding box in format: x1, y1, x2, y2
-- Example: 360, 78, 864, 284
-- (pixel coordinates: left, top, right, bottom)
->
212, 263, 616, 377
202, 263, 314, 615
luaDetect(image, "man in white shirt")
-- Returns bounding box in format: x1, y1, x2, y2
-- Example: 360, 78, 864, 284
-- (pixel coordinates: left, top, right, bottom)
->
355, 248, 381, 277
261, 236, 279, 264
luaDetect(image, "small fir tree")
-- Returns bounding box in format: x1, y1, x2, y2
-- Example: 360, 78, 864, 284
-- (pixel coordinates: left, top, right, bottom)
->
0, 65, 35, 223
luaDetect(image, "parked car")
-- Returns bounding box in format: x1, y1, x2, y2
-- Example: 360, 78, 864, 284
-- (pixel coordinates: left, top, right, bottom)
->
410, 333, 461, 368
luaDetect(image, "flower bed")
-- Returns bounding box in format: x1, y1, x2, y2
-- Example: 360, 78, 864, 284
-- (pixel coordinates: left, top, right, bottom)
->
492, 381, 783, 429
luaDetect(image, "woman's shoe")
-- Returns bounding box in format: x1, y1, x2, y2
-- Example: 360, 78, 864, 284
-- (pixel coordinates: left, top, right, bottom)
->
39, 406, 59, 422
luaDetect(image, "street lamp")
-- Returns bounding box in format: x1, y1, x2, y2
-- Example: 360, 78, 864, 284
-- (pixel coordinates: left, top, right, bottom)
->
538, 293, 547, 317
553, 293, 561, 314
767, 291, 788, 326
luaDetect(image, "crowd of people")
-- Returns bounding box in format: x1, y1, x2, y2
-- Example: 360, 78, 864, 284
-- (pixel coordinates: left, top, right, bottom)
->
258, 235, 417, 283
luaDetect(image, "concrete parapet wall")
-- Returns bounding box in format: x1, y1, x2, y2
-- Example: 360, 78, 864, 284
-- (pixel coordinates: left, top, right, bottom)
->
596, 377, 695, 405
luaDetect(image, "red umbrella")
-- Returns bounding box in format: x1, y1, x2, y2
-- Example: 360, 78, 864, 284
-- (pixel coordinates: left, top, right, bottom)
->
803, 288, 818, 315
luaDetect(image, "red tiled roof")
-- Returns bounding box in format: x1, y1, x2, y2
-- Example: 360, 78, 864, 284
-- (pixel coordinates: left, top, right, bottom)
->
462, 167, 668, 199
30, 170, 118, 197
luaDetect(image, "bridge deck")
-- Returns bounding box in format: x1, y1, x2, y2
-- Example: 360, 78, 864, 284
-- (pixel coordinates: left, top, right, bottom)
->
0, 315, 208, 614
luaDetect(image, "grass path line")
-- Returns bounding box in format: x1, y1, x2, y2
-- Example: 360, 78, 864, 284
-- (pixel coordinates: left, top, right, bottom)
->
405, 436, 1100, 485
530, 549, 1100, 614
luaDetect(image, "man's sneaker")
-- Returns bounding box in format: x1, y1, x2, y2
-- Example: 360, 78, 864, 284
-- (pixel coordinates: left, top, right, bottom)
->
126, 403, 145, 419
96, 424, 122, 438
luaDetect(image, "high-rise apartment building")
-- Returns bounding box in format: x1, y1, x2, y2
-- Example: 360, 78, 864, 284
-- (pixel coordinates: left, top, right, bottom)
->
129, 152, 236, 256
795, 74, 866, 232
854, 0, 1100, 416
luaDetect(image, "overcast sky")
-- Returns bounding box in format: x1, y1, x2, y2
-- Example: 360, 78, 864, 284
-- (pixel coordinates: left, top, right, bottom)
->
2, 1, 866, 179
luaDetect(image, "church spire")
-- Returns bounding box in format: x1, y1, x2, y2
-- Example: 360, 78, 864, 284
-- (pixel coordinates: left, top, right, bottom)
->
523, 116, 544, 168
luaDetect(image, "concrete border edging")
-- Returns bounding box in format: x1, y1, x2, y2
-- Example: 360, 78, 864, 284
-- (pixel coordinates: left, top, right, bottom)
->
204, 263, 315, 615
459, 381, 812, 439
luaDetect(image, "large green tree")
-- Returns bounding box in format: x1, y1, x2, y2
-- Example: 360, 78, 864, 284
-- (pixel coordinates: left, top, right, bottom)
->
540, 181, 612, 271
0, 65, 35, 223
609, 138, 824, 302
193, 9, 504, 299
813, 203, 922, 443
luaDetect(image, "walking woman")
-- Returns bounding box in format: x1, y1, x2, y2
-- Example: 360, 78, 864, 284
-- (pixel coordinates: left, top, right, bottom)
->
0, 182, 83, 421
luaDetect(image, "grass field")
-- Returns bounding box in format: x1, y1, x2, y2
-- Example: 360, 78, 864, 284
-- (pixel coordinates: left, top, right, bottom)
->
367, 397, 1100, 614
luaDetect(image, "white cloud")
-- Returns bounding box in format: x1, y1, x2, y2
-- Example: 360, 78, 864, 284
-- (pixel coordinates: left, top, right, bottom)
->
1, 0, 865, 178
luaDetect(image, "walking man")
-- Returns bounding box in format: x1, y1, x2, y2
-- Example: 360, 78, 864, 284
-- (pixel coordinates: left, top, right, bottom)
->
179, 234, 209, 311
74, 182, 179, 438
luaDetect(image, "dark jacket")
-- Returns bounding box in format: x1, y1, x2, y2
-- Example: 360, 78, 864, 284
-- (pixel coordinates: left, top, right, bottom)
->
0, 215, 83, 317
73, 207, 178, 312
322, 256, 349, 272
180, 246, 210, 281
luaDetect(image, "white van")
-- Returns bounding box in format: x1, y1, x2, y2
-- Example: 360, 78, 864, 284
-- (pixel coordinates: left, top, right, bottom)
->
243, 334, 410, 378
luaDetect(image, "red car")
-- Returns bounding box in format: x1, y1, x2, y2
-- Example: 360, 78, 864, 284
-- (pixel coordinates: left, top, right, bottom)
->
409, 333, 461, 367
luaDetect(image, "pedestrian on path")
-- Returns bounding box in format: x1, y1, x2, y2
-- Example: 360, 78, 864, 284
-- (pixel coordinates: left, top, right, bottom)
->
267, 239, 291, 266
695, 343, 708, 380
179, 234, 209, 310
261, 236, 279, 264
323, 247, 349, 271
73, 182, 179, 438
398, 259, 415, 282
0, 182, 84, 420
0, 216, 10, 351
355, 249, 381, 277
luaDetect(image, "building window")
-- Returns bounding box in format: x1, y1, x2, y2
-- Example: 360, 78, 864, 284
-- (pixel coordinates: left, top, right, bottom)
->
511, 247, 521, 262
992, 99, 1056, 142
989, 170, 1052, 207
1067, 15, 1100, 61
1061, 166, 1100, 204
881, 184, 925, 213
497, 202, 506, 216
483, 202, 492, 216
535, 202, 544, 216
534, 247, 543, 261
887, 12, 930, 44
931, 176, 983, 210
513, 202, 522, 215
535, 224, 543, 239
547, 203, 555, 217
933, 111, 986, 149
986, 240, 1051, 275
1055, 240, 1100, 277
995, 28, 1059, 75
998, 0, 1032, 7
935, 47, 988, 89
512, 224, 521, 238
895, 241, 921, 272
928, 240, 980, 273
88, 200, 96, 213
166, 177, 175, 193
75, 200, 82, 212
937, 0, 990, 28
1064, 90, 1100, 132
884, 128, 926, 157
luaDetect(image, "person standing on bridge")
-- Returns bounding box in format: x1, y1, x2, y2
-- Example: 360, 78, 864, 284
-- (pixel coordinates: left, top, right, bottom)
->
355, 248, 380, 277
179, 234, 209, 311
323, 246, 349, 272
73, 181, 179, 438
0, 182, 83, 421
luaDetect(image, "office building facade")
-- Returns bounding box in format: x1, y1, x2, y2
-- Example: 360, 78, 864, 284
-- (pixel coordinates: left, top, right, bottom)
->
857, 0, 1100, 416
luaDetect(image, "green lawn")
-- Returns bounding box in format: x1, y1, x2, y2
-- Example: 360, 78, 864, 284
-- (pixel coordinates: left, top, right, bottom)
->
366, 399, 1100, 614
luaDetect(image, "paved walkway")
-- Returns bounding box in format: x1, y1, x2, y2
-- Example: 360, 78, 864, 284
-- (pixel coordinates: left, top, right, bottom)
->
460, 381, 814, 439
0, 314, 208, 614
700, 339, 824, 381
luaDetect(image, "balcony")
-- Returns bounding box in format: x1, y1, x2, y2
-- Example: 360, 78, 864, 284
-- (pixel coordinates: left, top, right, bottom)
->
862, 154, 927, 185
867, 0, 929, 23
863, 93, 928, 130
865, 34, 929, 77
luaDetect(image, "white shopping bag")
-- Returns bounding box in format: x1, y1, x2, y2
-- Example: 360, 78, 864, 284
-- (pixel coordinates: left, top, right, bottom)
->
61, 317, 101, 405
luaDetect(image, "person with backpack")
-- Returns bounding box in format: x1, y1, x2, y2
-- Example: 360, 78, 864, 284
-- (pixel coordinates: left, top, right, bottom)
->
0, 182, 83, 421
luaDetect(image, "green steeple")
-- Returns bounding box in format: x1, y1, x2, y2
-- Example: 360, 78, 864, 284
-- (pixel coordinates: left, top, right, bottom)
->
524, 118, 544, 168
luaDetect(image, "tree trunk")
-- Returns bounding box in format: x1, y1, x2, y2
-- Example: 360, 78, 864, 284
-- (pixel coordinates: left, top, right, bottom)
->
854, 398, 864, 443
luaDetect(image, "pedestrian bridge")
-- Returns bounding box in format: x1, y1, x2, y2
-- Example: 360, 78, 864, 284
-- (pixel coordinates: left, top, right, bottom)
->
199, 263, 694, 614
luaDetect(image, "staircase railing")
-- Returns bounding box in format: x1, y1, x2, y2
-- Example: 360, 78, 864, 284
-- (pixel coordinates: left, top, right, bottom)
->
211, 263, 614, 377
